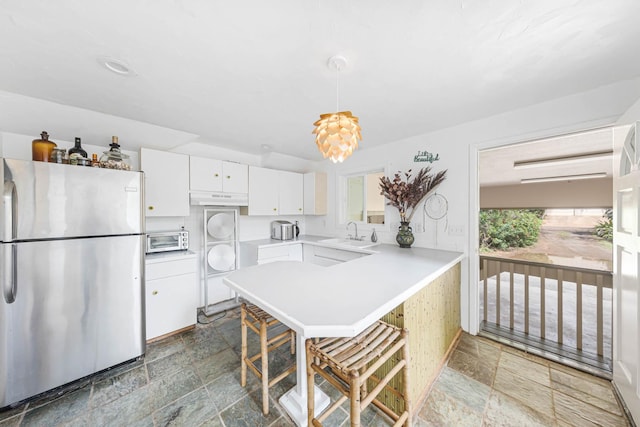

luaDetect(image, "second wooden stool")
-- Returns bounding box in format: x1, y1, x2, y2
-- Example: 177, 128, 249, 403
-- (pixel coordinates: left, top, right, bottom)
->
305, 320, 410, 427
241, 302, 296, 415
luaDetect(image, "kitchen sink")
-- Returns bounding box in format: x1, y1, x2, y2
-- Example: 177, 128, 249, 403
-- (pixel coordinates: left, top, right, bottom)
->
319, 238, 379, 249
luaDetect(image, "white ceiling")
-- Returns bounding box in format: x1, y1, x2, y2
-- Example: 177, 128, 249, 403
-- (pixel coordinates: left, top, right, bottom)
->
1, 0, 640, 159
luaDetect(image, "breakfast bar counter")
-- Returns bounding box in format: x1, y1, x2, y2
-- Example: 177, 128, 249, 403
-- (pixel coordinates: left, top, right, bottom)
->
224, 243, 464, 426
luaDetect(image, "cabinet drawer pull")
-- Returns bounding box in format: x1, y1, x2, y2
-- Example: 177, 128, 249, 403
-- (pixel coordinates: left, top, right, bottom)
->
226, 175, 231, 179
214, 173, 219, 177
148, 206, 154, 211
152, 290, 158, 295
273, 208, 277, 211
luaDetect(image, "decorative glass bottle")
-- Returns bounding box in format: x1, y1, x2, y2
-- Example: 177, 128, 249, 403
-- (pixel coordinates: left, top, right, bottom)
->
32, 131, 57, 162
68, 137, 88, 159
99, 136, 131, 170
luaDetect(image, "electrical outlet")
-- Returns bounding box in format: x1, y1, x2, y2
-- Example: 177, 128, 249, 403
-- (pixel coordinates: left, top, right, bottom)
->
448, 224, 464, 236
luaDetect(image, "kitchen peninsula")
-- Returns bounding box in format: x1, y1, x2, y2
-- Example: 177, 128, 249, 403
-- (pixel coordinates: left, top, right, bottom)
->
224, 239, 464, 426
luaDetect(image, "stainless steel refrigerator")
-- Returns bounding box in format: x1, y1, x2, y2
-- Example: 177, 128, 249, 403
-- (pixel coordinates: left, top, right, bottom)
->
0, 158, 145, 408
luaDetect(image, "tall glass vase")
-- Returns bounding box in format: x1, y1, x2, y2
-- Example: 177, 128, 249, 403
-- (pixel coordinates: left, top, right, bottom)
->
396, 221, 415, 248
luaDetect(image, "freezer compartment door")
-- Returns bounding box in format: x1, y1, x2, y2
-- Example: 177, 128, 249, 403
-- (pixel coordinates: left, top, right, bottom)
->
1, 158, 143, 241
0, 235, 144, 408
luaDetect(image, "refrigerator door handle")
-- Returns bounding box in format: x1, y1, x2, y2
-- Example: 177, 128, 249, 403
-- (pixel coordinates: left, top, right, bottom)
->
3, 243, 16, 303
3, 180, 17, 240
3, 181, 17, 303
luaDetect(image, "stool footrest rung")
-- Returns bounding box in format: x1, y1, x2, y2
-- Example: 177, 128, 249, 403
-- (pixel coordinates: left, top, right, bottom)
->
240, 303, 296, 417
306, 320, 411, 427
362, 360, 405, 409
316, 395, 348, 423
268, 364, 296, 387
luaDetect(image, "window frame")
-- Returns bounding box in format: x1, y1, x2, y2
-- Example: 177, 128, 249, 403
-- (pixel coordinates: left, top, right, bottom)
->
337, 166, 390, 232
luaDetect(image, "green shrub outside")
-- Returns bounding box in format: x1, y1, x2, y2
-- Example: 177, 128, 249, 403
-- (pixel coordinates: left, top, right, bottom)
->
479, 209, 543, 250
594, 208, 613, 242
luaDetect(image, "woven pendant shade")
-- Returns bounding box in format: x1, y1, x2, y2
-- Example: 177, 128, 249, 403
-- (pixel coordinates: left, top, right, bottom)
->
312, 111, 361, 163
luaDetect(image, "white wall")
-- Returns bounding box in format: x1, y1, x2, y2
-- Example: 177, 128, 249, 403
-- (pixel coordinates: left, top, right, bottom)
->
169, 140, 262, 166
617, 95, 640, 125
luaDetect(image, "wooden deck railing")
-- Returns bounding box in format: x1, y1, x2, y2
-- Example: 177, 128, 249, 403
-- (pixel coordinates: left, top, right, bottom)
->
480, 255, 613, 360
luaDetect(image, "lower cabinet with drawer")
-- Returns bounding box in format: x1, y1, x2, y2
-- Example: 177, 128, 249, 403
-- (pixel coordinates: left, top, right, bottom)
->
145, 252, 198, 341
257, 243, 303, 264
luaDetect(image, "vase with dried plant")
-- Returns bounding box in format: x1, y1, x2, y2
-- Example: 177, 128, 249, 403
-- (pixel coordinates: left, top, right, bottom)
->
379, 167, 447, 248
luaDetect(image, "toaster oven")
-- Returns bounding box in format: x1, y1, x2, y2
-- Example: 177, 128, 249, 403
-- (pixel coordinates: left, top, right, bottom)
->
146, 230, 189, 254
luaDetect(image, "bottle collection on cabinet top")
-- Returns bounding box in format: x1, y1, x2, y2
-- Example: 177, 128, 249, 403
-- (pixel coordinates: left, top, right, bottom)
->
30, 132, 131, 170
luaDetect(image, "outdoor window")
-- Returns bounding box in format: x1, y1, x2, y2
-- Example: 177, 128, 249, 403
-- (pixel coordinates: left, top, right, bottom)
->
340, 169, 386, 226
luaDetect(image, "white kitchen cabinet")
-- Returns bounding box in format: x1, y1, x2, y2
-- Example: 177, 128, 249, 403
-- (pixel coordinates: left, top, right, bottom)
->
190, 157, 248, 194
303, 172, 327, 215
258, 243, 302, 264
246, 166, 280, 215
145, 253, 198, 341
141, 148, 190, 217
244, 166, 304, 216
279, 170, 304, 215
222, 161, 249, 193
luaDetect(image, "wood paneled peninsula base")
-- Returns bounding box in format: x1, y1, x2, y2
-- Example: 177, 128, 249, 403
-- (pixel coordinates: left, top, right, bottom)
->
225, 243, 464, 426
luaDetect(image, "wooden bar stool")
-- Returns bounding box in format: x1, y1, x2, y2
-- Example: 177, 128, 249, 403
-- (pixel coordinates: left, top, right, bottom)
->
305, 320, 410, 427
240, 302, 296, 415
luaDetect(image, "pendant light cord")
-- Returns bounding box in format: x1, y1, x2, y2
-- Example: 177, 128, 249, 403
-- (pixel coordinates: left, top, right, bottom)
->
335, 63, 340, 112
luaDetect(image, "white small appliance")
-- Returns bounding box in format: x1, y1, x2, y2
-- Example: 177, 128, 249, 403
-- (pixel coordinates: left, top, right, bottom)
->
146, 230, 189, 254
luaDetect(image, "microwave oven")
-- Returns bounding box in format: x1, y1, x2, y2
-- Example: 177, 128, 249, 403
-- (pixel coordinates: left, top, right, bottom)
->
146, 230, 189, 254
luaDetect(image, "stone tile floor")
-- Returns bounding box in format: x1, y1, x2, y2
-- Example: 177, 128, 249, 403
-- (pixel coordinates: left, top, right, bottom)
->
0, 308, 632, 427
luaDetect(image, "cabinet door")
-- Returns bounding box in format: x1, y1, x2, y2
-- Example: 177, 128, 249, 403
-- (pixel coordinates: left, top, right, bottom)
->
222, 161, 248, 194
141, 148, 190, 217
146, 273, 197, 340
248, 166, 280, 215
279, 171, 304, 215
288, 243, 303, 261
190, 157, 223, 192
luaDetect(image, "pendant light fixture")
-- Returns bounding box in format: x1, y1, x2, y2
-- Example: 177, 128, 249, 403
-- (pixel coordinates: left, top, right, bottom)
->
312, 55, 362, 163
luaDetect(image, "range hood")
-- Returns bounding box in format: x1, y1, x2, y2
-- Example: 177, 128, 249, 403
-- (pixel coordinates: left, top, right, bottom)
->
190, 191, 248, 206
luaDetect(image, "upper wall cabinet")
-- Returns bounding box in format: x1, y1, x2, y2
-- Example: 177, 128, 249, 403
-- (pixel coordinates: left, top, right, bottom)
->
246, 166, 280, 215
303, 172, 327, 215
244, 166, 304, 216
279, 170, 304, 215
190, 157, 248, 194
141, 148, 190, 217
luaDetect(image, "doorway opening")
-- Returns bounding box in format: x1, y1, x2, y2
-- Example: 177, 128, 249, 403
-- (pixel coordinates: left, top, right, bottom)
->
478, 128, 614, 376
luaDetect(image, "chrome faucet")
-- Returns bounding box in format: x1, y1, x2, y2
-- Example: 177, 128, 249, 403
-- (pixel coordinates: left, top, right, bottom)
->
347, 221, 359, 240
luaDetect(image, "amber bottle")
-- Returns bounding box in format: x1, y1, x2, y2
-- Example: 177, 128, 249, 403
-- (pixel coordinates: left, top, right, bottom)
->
32, 131, 57, 162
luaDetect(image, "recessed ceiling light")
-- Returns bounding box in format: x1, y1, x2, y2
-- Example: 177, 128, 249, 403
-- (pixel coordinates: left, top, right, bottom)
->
97, 56, 135, 76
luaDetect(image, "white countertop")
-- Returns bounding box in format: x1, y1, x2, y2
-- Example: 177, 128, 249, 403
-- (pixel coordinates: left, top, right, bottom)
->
144, 249, 197, 264
225, 241, 464, 337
